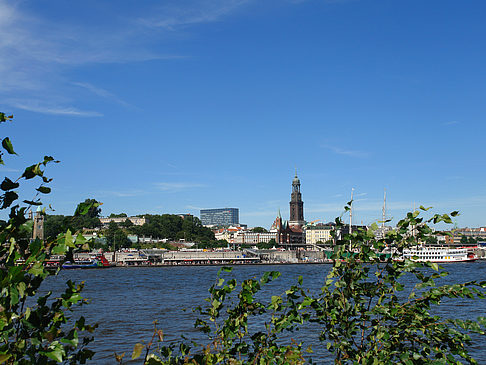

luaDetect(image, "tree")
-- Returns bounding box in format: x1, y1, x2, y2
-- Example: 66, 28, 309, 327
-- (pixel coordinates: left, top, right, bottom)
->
425, 234, 438, 245
251, 226, 268, 233
121, 218, 134, 229
0, 113, 96, 363
74, 198, 102, 218
104, 221, 131, 249
109, 213, 127, 218
133, 206, 486, 364
468, 236, 478, 245
44, 214, 68, 240
257, 240, 275, 249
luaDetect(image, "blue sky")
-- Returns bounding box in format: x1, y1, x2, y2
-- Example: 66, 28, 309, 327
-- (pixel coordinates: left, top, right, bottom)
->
1, 0, 485, 229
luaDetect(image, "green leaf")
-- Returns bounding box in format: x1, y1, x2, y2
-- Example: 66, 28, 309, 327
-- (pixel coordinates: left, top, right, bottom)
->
0, 177, 19, 191
1, 191, 18, 208
132, 343, 144, 360
65, 230, 75, 248
22, 164, 43, 180
28, 262, 45, 276
10, 286, 19, 306
75, 232, 87, 246
36, 186, 51, 194
0, 353, 12, 362
23, 199, 42, 206
217, 266, 232, 276
0, 113, 13, 123
44, 346, 65, 362
430, 262, 439, 271
17, 282, 26, 298
2, 137, 16, 155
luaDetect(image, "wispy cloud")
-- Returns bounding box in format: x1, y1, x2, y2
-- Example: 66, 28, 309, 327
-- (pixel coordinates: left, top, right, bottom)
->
72, 82, 133, 108
7, 100, 102, 117
97, 189, 147, 197
444, 120, 460, 126
321, 144, 370, 158
0, 167, 20, 173
0, 1, 181, 115
154, 182, 206, 192
138, 0, 252, 29
186, 204, 205, 210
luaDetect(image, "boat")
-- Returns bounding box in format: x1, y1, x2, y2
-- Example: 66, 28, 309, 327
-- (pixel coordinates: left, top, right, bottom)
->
62, 254, 111, 269
402, 246, 477, 263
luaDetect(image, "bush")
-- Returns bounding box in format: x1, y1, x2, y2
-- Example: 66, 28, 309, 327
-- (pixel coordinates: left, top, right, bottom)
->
131, 205, 486, 364
0, 113, 96, 363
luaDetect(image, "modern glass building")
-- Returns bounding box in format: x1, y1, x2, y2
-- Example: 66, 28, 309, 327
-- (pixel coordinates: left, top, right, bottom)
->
200, 208, 239, 226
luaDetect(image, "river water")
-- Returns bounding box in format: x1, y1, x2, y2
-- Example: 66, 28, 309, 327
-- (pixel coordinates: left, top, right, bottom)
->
42, 262, 486, 364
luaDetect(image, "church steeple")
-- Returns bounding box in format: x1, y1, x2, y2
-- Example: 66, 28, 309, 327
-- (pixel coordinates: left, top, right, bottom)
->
289, 172, 304, 226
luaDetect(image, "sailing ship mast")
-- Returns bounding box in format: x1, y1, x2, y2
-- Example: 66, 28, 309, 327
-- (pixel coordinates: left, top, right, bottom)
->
382, 188, 386, 229
349, 188, 354, 235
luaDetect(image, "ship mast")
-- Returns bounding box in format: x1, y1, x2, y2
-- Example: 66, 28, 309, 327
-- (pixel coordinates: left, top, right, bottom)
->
382, 188, 386, 229
349, 188, 354, 235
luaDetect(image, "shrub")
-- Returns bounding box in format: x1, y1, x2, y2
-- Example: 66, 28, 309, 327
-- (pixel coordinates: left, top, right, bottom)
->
0, 113, 96, 364
132, 205, 486, 364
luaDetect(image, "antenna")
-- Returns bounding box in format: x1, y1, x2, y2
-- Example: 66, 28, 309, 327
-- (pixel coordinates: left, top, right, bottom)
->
412, 201, 416, 239
382, 188, 386, 229
350, 188, 354, 235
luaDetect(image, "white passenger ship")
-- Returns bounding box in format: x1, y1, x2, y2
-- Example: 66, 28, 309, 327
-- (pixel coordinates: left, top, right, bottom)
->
402, 246, 477, 263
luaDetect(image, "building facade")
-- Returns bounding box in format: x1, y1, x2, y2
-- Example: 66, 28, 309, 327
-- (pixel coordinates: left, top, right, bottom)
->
200, 208, 239, 226
233, 231, 278, 245
99, 216, 147, 227
305, 224, 334, 245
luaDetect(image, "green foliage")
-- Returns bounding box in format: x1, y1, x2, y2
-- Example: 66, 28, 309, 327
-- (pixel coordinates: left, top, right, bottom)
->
129, 214, 215, 244
460, 235, 478, 245
425, 234, 438, 245
104, 221, 132, 249
133, 205, 486, 364
109, 213, 127, 218
250, 226, 268, 233
120, 218, 133, 229
196, 239, 228, 250
0, 114, 96, 364
309, 207, 486, 364
43, 199, 102, 241
131, 267, 307, 364
257, 239, 276, 249
74, 198, 102, 218
44, 212, 101, 241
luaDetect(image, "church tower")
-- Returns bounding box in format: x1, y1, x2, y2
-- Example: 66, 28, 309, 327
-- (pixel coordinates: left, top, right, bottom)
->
289, 172, 304, 228
32, 206, 44, 241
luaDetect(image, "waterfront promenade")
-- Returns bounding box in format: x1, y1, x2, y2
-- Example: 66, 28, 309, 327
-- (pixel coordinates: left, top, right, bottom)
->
72, 246, 486, 267
73, 248, 333, 266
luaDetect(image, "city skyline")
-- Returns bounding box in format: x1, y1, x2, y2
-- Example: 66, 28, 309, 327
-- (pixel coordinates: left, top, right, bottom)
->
1, 0, 485, 229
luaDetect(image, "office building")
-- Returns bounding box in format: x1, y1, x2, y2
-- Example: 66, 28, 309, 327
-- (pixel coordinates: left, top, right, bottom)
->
200, 208, 239, 226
